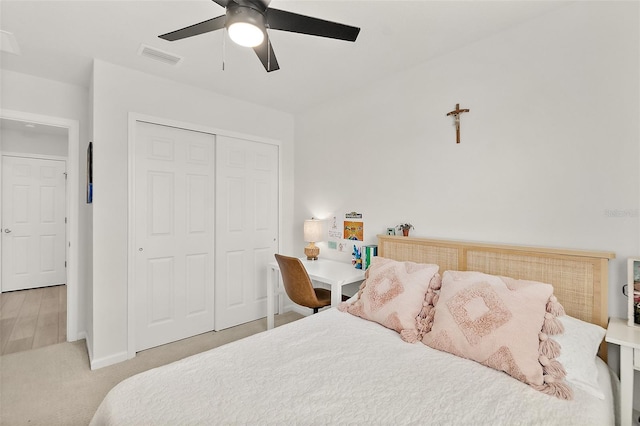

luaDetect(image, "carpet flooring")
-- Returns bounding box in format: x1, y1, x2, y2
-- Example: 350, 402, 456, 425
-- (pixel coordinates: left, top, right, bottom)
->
0, 311, 303, 426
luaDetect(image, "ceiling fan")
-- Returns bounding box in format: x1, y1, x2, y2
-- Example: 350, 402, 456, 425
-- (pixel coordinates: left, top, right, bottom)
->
159, 0, 360, 72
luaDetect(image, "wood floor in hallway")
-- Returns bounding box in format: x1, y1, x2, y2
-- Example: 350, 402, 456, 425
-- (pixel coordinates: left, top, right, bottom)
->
0, 285, 66, 355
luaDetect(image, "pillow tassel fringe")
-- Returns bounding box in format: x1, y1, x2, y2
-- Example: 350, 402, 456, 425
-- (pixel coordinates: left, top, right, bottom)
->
429, 273, 442, 291
545, 359, 567, 379
400, 329, 418, 343
546, 296, 566, 317
418, 305, 431, 319
535, 295, 571, 400
415, 294, 435, 339
542, 313, 564, 335
424, 291, 435, 306
533, 381, 573, 400
539, 335, 562, 359
414, 273, 442, 340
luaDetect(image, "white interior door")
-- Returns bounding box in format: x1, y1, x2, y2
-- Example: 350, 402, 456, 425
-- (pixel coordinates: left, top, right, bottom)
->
1, 156, 67, 292
215, 135, 278, 330
134, 122, 215, 352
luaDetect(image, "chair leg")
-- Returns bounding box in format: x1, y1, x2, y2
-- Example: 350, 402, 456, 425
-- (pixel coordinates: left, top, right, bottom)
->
313, 307, 319, 314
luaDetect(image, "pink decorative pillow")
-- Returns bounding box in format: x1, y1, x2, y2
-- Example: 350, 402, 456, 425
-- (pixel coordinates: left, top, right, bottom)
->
339, 257, 439, 343
422, 271, 572, 400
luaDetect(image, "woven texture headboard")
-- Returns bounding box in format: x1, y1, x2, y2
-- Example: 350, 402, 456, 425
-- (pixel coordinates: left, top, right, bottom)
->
377, 235, 615, 358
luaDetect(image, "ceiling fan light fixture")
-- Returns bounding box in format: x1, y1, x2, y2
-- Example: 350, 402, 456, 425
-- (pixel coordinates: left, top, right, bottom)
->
226, 5, 266, 48
228, 22, 264, 47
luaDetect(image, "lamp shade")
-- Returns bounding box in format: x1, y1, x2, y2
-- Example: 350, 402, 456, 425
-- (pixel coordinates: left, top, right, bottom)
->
304, 219, 323, 242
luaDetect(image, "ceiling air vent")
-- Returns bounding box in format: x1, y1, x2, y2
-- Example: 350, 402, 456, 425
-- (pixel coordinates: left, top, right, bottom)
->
137, 44, 182, 66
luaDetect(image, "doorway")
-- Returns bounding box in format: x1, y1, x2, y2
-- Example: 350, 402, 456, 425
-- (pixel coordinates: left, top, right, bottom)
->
0, 109, 80, 343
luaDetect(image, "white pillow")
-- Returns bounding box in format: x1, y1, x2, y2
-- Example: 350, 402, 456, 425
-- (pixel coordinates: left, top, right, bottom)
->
554, 315, 606, 399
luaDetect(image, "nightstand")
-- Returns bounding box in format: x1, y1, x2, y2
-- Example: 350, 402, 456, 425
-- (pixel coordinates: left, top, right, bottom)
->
605, 317, 640, 426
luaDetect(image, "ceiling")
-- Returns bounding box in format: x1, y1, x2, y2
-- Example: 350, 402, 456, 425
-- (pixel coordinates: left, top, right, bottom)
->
0, 1, 569, 115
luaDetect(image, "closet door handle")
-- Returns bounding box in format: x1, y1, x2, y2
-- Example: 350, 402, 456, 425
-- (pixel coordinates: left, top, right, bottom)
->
3, 228, 11, 233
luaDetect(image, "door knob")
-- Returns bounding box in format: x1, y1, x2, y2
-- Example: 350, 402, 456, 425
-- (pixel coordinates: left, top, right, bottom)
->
3, 228, 11, 233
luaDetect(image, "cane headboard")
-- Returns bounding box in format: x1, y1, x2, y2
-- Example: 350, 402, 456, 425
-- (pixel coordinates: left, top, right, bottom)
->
377, 235, 615, 359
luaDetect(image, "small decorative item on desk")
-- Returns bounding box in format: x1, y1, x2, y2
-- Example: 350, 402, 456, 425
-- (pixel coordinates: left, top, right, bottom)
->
362, 245, 378, 270
396, 223, 414, 237
352, 245, 363, 269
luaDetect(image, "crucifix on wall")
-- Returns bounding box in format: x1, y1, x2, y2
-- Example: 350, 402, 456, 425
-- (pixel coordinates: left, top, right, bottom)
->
446, 103, 470, 144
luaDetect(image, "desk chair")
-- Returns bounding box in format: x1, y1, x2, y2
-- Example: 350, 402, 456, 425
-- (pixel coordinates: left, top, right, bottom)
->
274, 254, 332, 314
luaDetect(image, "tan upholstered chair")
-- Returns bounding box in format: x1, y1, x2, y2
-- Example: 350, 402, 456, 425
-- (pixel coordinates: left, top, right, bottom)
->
274, 254, 332, 314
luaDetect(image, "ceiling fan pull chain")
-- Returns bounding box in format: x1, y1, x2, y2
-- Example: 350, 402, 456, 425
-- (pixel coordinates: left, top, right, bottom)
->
222, 27, 226, 71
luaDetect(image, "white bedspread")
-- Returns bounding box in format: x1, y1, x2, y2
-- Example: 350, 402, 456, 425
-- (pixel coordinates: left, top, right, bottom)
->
91, 309, 617, 425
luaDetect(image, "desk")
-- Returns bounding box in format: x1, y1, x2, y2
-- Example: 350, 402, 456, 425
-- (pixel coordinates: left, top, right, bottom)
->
266, 258, 365, 329
605, 317, 640, 426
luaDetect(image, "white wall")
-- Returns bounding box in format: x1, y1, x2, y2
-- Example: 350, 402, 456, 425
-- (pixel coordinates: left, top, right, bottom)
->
295, 0, 639, 342
0, 69, 91, 340
90, 60, 295, 367
1, 127, 68, 157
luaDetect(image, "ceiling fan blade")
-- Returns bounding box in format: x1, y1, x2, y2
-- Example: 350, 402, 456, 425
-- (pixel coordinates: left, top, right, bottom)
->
266, 8, 360, 42
159, 15, 226, 41
253, 39, 280, 72
211, 0, 230, 7
234, 0, 271, 10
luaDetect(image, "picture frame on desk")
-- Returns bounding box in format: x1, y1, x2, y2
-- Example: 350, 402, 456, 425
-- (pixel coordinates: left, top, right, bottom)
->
627, 257, 640, 328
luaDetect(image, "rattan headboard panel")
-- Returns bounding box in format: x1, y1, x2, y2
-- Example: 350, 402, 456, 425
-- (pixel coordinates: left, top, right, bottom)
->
377, 235, 614, 359
466, 251, 595, 324
376, 240, 459, 272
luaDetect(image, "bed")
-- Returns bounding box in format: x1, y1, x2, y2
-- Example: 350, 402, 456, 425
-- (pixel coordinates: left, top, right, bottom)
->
91, 235, 618, 425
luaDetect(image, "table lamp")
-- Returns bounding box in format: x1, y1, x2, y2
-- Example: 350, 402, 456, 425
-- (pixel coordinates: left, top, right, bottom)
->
304, 218, 322, 260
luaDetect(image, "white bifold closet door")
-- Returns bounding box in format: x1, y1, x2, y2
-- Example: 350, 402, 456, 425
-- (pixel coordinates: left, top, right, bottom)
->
134, 122, 215, 352
214, 135, 278, 330
134, 122, 279, 352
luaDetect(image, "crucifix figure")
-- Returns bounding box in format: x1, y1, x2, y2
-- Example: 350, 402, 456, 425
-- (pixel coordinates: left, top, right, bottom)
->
446, 103, 470, 144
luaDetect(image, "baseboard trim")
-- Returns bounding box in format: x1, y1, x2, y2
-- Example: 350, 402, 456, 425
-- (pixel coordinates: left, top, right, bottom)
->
287, 304, 333, 317
77, 331, 94, 365
289, 305, 309, 316
90, 350, 128, 370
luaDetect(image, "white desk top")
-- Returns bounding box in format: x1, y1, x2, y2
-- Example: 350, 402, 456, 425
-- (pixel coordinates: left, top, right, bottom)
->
270, 257, 365, 286
605, 317, 640, 349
